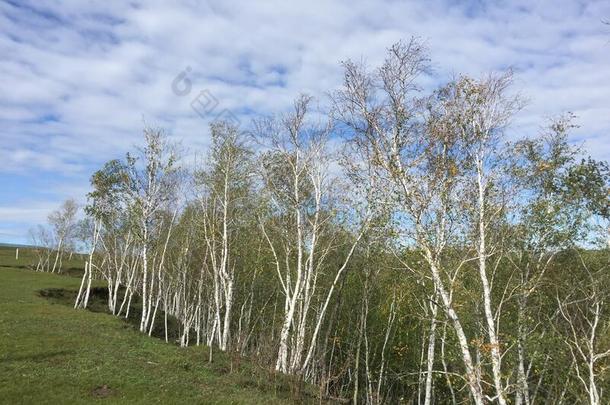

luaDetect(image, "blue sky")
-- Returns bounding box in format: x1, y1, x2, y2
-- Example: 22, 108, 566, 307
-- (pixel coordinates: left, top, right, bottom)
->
1, 0, 609, 244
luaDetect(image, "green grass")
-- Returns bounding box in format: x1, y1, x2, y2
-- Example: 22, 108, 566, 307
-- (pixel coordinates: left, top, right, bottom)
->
0, 245, 87, 276
0, 248, 317, 404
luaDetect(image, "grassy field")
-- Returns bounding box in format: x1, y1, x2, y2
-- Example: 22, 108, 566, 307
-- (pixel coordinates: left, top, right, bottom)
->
0, 244, 87, 276
0, 247, 314, 404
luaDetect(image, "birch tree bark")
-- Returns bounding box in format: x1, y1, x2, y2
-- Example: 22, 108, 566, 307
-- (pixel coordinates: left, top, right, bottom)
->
48, 199, 78, 274
196, 121, 253, 351
257, 94, 370, 375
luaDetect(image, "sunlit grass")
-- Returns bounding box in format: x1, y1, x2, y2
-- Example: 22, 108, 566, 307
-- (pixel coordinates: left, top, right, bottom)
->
0, 249, 311, 404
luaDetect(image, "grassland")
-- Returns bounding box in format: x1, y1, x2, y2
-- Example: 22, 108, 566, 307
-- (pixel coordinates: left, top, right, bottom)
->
0, 247, 314, 404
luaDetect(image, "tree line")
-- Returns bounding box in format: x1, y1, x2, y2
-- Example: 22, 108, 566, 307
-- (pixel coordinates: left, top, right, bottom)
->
31, 38, 610, 404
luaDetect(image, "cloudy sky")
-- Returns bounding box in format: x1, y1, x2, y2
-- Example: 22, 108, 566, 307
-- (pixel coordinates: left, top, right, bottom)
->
1, 0, 609, 244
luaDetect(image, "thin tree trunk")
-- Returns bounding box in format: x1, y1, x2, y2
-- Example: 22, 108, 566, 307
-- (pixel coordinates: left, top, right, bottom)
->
440, 322, 457, 405
51, 237, 64, 273
424, 250, 484, 405
476, 158, 506, 405
424, 296, 439, 405
376, 294, 396, 404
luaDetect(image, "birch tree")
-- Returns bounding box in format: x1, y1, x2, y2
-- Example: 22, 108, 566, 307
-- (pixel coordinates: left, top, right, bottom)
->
75, 159, 124, 309
257, 94, 369, 375
445, 72, 523, 405
555, 251, 610, 405
334, 39, 491, 404
509, 115, 610, 404
29, 225, 53, 272
122, 127, 180, 333
48, 199, 79, 273
40, 38, 610, 404
195, 121, 253, 351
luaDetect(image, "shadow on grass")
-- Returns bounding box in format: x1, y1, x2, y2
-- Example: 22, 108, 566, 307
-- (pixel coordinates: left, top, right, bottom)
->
1, 350, 75, 364
0, 265, 85, 278
37, 287, 337, 404
0, 264, 32, 270
38, 287, 182, 344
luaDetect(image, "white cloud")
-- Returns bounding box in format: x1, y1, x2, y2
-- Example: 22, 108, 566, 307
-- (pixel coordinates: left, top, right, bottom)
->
0, 204, 56, 223
0, 0, 609, 242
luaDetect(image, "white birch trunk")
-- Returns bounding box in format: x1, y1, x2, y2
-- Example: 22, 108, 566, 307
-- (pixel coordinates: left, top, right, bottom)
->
476, 158, 506, 405
424, 297, 438, 405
